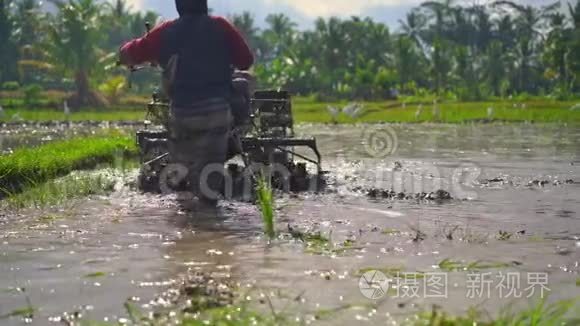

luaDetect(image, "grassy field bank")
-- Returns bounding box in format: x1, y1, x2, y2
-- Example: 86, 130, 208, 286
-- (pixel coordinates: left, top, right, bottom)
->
1, 171, 121, 210
0, 136, 138, 197
293, 99, 580, 123
1, 109, 146, 122
1, 98, 579, 123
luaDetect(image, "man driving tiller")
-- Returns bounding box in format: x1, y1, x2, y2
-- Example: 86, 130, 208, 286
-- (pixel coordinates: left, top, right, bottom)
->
119, 0, 254, 208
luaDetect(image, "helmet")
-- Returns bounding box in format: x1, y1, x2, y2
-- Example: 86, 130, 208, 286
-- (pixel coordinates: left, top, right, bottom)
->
175, 0, 208, 16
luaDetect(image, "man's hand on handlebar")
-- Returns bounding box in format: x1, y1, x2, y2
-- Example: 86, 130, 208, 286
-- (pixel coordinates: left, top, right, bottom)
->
117, 50, 132, 67
117, 56, 157, 72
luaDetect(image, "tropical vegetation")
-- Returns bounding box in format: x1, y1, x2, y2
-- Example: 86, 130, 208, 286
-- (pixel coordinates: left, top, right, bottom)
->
0, 0, 579, 107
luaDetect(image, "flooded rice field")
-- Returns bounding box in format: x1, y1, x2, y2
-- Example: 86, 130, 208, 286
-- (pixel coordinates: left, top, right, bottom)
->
1, 123, 579, 324
0, 122, 143, 154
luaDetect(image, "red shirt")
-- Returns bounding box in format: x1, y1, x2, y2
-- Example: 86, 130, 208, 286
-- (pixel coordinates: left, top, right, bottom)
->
120, 16, 254, 70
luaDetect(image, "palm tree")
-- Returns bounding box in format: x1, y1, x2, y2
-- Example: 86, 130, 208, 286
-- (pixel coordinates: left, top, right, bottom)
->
230, 12, 257, 36
102, 0, 132, 49
361, 18, 392, 66
0, 0, 18, 82
230, 12, 260, 50
453, 43, 485, 100
128, 11, 158, 38
12, 0, 49, 84
569, 0, 580, 89
468, 5, 493, 52
265, 13, 296, 41
493, 1, 560, 92
313, 17, 347, 77
543, 13, 571, 90
420, 0, 458, 93
484, 41, 509, 96
398, 9, 427, 49
45, 0, 108, 108
263, 13, 297, 59
395, 35, 426, 90
571, 0, 580, 28
495, 15, 516, 50
421, 0, 457, 38
13, 0, 42, 48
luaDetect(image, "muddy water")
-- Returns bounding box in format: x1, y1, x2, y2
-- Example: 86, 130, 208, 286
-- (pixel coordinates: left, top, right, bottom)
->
1, 123, 579, 325
0, 125, 68, 154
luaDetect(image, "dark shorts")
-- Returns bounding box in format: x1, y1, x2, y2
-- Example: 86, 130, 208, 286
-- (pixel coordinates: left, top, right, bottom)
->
169, 99, 233, 200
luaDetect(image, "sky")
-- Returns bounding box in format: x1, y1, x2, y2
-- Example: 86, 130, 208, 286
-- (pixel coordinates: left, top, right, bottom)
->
124, 0, 566, 29
126, 0, 422, 28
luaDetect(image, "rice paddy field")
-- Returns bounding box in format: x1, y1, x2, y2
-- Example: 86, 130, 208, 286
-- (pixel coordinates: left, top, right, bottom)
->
0, 99, 579, 325
1, 98, 580, 124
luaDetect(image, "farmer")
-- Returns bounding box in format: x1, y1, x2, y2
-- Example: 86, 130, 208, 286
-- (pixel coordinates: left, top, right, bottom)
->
119, 0, 254, 207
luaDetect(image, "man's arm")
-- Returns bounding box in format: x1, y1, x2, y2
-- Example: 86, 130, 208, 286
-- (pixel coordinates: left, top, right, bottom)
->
212, 17, 254, 70
119, 20, 175, 66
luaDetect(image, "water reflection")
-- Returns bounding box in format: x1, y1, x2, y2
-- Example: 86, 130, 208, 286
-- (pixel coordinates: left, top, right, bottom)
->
0, 124, 579, 324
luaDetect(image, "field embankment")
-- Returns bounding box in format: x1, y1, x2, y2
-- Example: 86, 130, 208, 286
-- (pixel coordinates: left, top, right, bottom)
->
2, 97, 579, 124
0, 136, 138, 198
292, 98, 580, 123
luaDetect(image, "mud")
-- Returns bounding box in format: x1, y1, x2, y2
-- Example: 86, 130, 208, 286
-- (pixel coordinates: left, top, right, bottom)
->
1, 123, 579, 325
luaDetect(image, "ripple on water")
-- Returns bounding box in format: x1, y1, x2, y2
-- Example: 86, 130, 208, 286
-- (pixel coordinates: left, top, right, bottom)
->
1, 124, 580, 323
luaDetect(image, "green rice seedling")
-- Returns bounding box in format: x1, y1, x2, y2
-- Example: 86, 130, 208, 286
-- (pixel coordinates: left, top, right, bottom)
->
2, 172, 118, 210
0, 306, 35, 320
0, 136, 137, 197
382, 228, 402, 235
498, 230, 514, 241
303, 233, 364, 256
1, 287, 25, 294
355, 267, 425, 279
304, 231, 330, 246
35, 215, 61, 223
181, 305, 286, 326
312, 303, 376, 321
76, 305, 284, 326
256, 174, 276, 239
576, 278, 580, 287
123, 301, 144, 324
494, 298, 579, 326
1, 108, 146, 122
84, 272, 107, 279
287, 227, 353, 255
413, 298, 579, 326
438, 259, 511, 272
0, 295, 35, 320
303, 237, 331, 255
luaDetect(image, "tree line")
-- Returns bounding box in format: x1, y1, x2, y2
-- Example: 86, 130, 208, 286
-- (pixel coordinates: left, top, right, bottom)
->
0, 0, 579, 108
